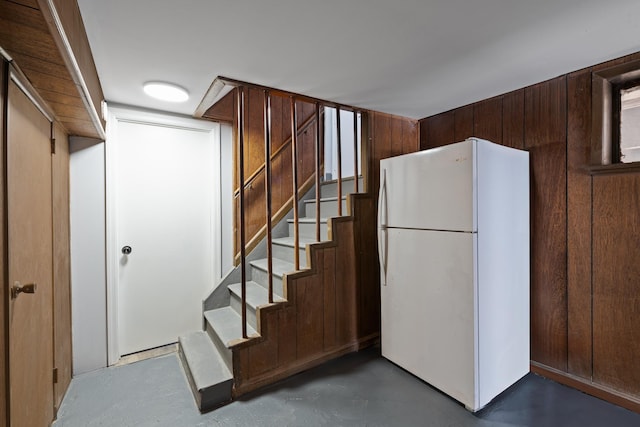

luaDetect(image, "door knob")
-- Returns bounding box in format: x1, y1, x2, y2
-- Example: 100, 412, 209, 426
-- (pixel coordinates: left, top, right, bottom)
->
122, 246, 132, 255
11, 282, 37, 299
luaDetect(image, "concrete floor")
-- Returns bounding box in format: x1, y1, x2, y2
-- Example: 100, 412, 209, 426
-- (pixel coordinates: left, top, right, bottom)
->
54, 347, 640, 427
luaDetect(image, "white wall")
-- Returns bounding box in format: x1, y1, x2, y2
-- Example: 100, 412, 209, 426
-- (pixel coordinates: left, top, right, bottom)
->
220, 123, 234, 277
69, 137, 107, 375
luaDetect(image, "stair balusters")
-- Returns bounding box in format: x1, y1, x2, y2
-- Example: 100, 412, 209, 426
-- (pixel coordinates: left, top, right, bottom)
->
315, 102, 322, 242
336, 107, 343, 216
232, 82, 364, 339
290, 96, 300, 270
264, 90, 274, 304
353, 110, 359, 193
237, 86, 248, 339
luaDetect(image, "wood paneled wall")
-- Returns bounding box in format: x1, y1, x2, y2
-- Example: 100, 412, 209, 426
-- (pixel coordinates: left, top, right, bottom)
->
419, 50, 640, 412
52, 123, 71, 410
231, 196, 379, 396
368, 111, 420, 194
0, 57, 7, 427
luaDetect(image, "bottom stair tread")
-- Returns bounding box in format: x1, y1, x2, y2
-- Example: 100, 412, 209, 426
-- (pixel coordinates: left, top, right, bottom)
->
179, 331, 232, 390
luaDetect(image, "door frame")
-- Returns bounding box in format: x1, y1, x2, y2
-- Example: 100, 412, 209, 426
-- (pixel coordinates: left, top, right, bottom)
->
105, 104, 220, 364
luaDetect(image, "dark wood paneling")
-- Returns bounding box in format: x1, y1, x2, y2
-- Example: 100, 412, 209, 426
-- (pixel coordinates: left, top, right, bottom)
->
524, 77, 567, 148
425, 111, 454, 149
203, 88, 235, 123
454, 105, 474, 141
402, 117, 419, 155
592, 173, 640, 395
370, 111, 390, 196
353, 194, 379, 337
334, 220, 356, 344
322, 248, 336, 350
527, 141, 567, 371
390, 114, 403, 157
277, 304, 297, 367
474, 97, 502, 144
566, 69, 593, 379
524, 77, 568, 371
248, 309, 278, 377
296, 275, 324, 360
246, 87, 265, 175
10, 0, 40, 8
502, 89, 525, 149
0, 58, 6, 427
232, 202, 378, 397
419, 118, 429, 151
370, 111, 418, 195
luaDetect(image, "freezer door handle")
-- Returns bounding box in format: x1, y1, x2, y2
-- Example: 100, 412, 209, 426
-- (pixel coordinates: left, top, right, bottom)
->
378, 169, 388, 285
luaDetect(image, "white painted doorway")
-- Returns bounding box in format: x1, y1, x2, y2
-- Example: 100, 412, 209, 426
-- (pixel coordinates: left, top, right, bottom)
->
106, 106, 219, 360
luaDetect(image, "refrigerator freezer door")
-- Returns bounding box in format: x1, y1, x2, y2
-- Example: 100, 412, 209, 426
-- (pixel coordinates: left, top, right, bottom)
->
379, 140, 475, 232
381, 228, 477, 409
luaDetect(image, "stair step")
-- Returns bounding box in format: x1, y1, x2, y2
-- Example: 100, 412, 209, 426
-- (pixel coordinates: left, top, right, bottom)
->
272, 235, 318, 248
250, 257, 295, 296
178, 331, 232, 412
320, 176, 363, 198
304, 196, 348, 218
228, 281, 285, 329
287, 218, 329, 239
250, 257, 296, 277
272, 236, 317, 267
205, 307, 257, 348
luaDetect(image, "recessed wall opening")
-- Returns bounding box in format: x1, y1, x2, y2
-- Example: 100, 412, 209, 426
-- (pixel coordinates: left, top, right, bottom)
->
619, 83, 640, 163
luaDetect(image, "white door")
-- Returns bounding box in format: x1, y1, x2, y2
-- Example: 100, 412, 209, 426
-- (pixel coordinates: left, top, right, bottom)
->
380, 227, 476, 408
114, 118, 217, 356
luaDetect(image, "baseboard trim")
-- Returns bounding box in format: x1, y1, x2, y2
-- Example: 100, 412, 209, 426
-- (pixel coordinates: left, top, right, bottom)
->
530, 361, 640, 414
232, 333, 379, 397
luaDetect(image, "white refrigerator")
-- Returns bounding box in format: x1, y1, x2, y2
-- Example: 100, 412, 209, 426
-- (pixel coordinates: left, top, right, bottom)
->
378, 137, 530, 412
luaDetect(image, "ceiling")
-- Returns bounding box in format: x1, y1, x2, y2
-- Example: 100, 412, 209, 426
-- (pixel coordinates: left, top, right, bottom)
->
77, 0, 640, 120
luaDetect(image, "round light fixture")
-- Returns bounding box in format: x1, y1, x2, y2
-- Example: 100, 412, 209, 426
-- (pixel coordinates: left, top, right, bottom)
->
143, 81, 189, 102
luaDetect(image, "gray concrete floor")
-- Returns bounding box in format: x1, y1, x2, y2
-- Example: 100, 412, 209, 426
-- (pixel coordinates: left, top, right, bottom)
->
54, 347, 640, 427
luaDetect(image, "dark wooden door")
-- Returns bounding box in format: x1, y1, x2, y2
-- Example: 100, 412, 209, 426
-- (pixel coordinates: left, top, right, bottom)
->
7, 79, 54, 426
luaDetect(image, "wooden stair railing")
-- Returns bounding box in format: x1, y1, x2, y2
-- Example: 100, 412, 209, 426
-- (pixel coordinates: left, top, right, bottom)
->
213, 77, 374, 398
232, 96, 322, 264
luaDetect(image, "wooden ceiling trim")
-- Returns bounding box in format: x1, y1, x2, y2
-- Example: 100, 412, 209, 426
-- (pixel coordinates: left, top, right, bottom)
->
202, 88, 236, 123
8, 51, 70, 80
59, 119, 97, 137
2, 1, 46, 30
1, 0, 106, 139
50, 0, 103, 122
8, 0, 40, 9
37, 0, 105, 139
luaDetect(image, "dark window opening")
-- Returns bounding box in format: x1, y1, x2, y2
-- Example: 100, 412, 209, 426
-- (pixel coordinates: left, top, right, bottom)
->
616, 80, 640, 163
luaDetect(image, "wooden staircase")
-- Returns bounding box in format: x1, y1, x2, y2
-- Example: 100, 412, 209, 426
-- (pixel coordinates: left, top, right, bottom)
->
179, 177, 373, 412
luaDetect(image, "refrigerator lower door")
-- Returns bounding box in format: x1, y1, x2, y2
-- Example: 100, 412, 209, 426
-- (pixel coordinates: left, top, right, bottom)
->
381, 228, 477, 409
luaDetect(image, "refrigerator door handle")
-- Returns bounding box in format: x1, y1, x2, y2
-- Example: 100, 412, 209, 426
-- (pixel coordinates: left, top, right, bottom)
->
378, 169, 388, 285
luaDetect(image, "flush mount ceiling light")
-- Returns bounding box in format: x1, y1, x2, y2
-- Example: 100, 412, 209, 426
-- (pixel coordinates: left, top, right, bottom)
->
143, 81, 189, 102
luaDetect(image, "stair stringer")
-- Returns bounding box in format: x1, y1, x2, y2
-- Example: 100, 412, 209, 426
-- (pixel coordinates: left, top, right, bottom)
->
228, 193, 380, 397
